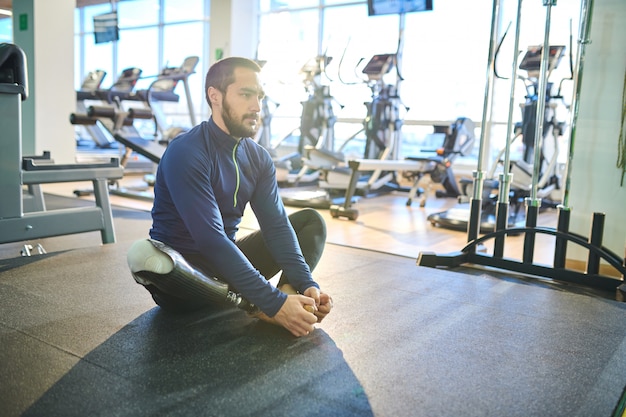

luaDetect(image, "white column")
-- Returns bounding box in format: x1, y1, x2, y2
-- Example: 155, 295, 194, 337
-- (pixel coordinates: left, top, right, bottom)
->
568, 0, 626, 262
12, 0, 75, 163
209, 0, 259, 65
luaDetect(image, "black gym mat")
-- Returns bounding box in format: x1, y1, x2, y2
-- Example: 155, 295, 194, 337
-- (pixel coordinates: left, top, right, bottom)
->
1, 195, 626, 416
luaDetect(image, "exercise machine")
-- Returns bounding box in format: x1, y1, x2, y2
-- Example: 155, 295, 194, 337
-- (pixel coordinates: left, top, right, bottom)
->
427, 43, 569, 233
76, 67, 143, 104
509, 44, 566, 202
290, 55, 343, 183
266, 55, 341, 186
70, 101, 165, 201
74, 67, 143, 154
416, 0, 625, 292
77, 69, 107, 95
402, 117, 476, 207
252, 60, 299, 182
329, 54, 478, 220
75, 69, 112, 148
121, 56, 199, 143
327, 117, 475, 220
0, 43, 123, 249
70, 66, 171, 202
254, 93, 277, 155
283, 53, 409, 210
69, 57, 198, 202
254, 93, 294, 180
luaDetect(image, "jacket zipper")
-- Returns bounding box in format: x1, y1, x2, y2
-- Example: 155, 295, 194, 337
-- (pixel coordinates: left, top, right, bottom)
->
232, 141, 240, 207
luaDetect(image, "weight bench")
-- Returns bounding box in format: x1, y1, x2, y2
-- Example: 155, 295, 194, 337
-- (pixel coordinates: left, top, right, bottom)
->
0, 43, 123, 246
69, 102, 166, 201
329, 159, 433, 220
71, 104, 166, 164
329, 118, 476, 220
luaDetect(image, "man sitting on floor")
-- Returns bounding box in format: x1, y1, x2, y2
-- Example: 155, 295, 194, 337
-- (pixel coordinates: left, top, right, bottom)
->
133, 57, 333, 338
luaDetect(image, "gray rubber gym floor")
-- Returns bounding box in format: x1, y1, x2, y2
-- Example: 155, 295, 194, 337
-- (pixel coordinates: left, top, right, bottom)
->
1, 195, 626, 417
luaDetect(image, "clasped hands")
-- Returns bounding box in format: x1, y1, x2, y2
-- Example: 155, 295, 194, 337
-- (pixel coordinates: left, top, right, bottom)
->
274, 285, 333, 337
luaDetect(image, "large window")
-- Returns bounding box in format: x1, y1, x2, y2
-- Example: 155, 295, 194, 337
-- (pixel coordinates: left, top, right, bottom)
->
164, 0, 206, 22
70, 0, 581, 170
117, 0, 160, 27
0, 16, 11, 43
117, 27, 160, 88
257, 0, 582, 171
74, 0, 210, 128
322, 4, 400, 119
162, 21, 205, 127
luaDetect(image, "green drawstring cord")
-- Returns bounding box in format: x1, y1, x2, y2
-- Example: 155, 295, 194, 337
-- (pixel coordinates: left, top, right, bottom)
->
232, 142, 240, 207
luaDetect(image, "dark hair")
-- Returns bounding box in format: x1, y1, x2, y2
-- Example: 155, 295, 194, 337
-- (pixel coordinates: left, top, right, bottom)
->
204, 57, 262, 108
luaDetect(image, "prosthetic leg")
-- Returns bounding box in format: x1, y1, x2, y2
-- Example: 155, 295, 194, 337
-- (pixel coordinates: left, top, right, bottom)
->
127, 239, 257, 313
127, 239, 314, 324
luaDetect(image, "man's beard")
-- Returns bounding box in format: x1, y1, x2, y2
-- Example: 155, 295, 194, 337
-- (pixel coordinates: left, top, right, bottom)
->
222, 99, 258, 138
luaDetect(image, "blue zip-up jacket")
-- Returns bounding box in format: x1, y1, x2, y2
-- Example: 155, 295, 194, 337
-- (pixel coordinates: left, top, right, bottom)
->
150, 118, 318, 317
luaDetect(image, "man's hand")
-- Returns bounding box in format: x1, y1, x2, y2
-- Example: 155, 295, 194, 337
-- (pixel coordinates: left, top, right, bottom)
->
251, 284, 333, 337
273, 294, 318, 337
303, 287, 333, 323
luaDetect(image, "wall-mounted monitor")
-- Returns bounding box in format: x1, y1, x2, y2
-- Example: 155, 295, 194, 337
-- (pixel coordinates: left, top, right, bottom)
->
368, 0, 433, 16
93, 12, 119, 44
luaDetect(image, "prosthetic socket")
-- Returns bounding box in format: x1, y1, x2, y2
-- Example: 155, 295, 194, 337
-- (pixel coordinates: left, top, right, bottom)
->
127, 238, 258, 313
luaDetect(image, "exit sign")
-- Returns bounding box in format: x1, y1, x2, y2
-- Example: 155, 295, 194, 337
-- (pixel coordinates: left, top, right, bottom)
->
19, 13, 28, 31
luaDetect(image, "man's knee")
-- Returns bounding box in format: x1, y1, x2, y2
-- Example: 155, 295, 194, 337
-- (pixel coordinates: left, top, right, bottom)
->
289, 208, 326, 239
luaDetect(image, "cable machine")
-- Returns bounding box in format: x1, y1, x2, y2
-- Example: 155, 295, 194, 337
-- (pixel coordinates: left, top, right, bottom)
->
417, 0, 625, 293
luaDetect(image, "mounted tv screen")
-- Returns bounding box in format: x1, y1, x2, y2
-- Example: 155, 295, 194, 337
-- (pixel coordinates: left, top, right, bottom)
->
368, 0, 433, 16
93, 12, 119, 44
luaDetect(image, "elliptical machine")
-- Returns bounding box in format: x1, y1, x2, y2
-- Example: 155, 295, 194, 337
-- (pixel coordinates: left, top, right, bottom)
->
428, 43, 570, 232
282, 53, 408, 209
267, 55, 342, 185
508, 45, 567, 204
